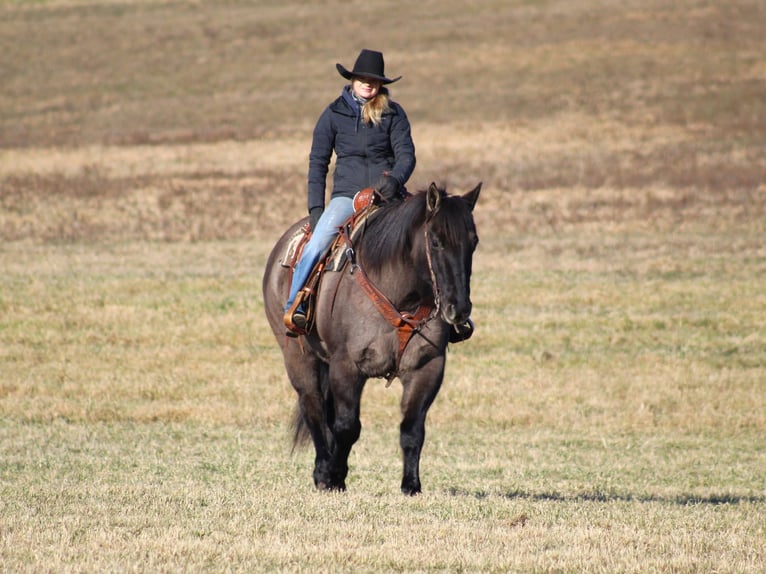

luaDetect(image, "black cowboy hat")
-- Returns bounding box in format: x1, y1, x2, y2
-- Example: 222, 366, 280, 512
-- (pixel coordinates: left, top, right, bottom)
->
336, 49, 401, 84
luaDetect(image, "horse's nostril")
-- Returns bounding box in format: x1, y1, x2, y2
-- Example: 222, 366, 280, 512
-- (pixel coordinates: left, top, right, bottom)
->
444, 302, 471, 325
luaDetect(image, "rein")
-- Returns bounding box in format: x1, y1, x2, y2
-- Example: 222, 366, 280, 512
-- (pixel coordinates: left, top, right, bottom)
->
423, 219, 442, 317
338, 222, 436, 370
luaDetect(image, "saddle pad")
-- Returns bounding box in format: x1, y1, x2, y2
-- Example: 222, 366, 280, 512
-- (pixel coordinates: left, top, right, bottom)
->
279, 204, 378, 271
280, 227, 309, 268
325, 205, 378, 271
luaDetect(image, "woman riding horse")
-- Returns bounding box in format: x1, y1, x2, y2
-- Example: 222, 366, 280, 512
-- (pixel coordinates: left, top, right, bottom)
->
283, 49, 416, 333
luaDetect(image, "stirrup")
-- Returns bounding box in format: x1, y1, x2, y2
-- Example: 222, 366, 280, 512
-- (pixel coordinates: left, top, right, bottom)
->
449, 318, 474, 344
292, 310, 308, 330
283, 312, 306, 337
283, 300, 308, 336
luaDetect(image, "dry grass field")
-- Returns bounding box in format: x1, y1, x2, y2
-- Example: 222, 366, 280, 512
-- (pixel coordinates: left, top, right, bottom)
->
1, 0, 765, 572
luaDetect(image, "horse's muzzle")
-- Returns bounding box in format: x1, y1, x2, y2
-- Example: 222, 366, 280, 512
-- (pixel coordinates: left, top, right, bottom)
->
443, 301, 472, 326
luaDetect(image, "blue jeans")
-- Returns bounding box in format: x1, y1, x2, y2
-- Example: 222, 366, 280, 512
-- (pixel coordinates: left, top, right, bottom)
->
284, 196, 355, 313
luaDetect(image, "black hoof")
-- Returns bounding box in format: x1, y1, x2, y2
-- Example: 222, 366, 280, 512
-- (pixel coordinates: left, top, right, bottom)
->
316, 480, 346, 492
401, 479, 422, 496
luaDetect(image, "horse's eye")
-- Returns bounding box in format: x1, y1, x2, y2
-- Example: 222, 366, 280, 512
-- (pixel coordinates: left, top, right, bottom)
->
429, 235, 444, 250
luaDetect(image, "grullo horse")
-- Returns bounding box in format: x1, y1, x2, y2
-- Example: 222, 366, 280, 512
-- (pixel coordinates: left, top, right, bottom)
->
262, 182, 481, 494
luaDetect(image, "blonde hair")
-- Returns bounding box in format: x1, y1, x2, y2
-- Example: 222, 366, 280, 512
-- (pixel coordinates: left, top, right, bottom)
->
362, 90, 391, 126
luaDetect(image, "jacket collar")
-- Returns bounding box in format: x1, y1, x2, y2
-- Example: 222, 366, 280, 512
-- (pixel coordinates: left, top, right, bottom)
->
331, 86, 394, 120
341, 85, 363, 114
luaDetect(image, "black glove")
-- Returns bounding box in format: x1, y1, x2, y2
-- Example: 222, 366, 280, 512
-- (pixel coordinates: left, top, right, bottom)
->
375, 174, 401, 202
309, 206, 324, 231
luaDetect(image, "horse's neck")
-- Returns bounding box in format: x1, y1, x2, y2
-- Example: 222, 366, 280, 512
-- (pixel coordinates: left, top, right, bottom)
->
362, 250, 429, 308
358, 207, 431, 306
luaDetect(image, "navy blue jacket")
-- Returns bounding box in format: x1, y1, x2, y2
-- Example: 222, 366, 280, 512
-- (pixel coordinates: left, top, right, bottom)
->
307, 86, 416, 211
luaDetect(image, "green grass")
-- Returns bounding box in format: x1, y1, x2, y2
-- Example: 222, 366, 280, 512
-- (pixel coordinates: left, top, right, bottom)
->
2, 423, 764, 572
1, 232, 764, 572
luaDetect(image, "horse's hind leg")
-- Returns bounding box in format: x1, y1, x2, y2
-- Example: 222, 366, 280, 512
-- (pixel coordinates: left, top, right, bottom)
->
325, 361, 365, 491
399, 356, 446, 495
285, 351, 336, 490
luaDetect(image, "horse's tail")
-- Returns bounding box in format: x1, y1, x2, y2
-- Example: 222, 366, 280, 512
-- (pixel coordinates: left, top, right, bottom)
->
291, 403, 310, 451
291, 361, 330, 451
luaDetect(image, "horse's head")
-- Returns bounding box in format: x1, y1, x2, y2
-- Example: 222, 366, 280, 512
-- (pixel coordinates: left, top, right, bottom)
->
424, 182, 481, 326
359, 182, 481, 328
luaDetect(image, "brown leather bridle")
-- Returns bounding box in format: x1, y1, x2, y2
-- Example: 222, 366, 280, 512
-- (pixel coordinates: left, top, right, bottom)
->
338, 222, 438, 371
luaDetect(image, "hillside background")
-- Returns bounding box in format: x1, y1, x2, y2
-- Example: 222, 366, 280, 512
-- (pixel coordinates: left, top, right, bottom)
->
2, 0, 764, 240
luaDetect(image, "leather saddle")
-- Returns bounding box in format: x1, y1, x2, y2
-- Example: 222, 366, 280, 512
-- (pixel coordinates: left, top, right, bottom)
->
280, 189, 379, 333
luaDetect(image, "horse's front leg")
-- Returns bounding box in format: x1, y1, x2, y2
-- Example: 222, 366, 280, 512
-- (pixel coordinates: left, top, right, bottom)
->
399, 355, 446, 495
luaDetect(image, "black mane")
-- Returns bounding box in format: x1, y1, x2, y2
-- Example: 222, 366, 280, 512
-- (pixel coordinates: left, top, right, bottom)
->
358, 186, 475, 274
358, 191, 429, 273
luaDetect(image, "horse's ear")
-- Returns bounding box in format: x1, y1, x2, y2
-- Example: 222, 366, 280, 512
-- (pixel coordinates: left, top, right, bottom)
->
426, 182, 442, 216
462, 182, 482, 212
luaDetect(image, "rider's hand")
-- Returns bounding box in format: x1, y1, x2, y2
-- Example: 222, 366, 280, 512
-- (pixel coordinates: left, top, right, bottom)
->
375, 174, 401, 202
309, 206, 324, 231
